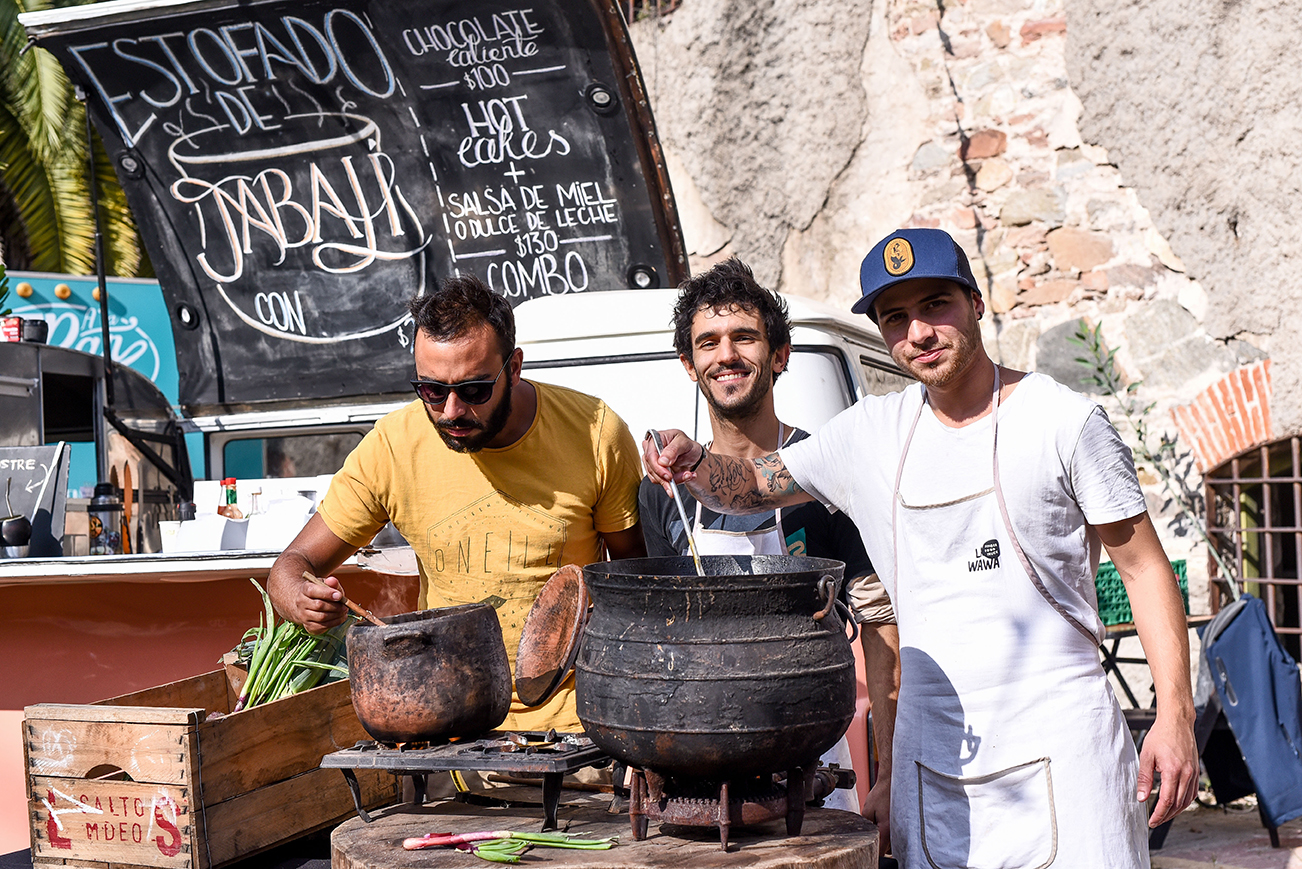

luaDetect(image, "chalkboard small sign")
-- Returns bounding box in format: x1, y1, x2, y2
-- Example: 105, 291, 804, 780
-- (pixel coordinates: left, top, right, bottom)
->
0, 443, 70, 557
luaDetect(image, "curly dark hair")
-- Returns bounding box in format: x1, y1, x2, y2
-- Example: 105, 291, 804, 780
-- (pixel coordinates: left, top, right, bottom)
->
672, 258, 791, 372
407, 274, 514, 359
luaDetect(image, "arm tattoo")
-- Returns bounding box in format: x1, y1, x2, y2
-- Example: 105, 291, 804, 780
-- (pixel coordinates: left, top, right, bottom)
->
691, 451, 803, 515
756, 453, 804, 498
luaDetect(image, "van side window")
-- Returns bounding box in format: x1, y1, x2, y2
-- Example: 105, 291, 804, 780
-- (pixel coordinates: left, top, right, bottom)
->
772, 349, 855, 432
223, 433, 364, 479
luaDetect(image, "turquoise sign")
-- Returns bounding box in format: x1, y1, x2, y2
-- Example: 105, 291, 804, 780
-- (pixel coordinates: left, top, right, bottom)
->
6, 271, 199, 492
7, 272, 178, 403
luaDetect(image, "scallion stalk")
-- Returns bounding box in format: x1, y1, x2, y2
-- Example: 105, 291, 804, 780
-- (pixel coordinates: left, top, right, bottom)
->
402, 829, 618, 862
231, 578, 351, 711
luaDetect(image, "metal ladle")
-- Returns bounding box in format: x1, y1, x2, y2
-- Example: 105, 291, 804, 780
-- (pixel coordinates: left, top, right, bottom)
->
649, 430, 705, 577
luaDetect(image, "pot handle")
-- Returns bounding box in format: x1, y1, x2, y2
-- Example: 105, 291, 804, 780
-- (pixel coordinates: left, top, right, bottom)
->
814, 576, 860, 642
382, 628, 431, 648
837, 598, 860, 643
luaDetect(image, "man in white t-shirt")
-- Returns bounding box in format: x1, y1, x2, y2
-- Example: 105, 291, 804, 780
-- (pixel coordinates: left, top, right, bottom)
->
643, 228, 1197, 868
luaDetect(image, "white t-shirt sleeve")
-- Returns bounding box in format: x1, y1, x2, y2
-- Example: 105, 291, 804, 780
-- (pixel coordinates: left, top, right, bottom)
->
779, 403, 860, 515
1069, 405, 1148, 525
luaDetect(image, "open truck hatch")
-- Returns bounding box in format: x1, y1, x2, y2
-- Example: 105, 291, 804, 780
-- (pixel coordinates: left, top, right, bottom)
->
20, 0, 687, 413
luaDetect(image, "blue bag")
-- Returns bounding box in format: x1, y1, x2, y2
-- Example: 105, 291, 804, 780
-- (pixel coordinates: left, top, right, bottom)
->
1203, 593, 1302, 828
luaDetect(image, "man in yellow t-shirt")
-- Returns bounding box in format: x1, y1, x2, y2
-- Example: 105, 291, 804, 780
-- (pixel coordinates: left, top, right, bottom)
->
268, 274, 645, 732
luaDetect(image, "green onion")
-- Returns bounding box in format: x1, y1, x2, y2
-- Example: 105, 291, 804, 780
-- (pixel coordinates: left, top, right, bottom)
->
403, 830, 617, 863
232, 579, 351, 711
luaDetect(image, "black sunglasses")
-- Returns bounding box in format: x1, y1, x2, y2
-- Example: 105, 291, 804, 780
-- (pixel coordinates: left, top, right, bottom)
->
411, 356, 511, 406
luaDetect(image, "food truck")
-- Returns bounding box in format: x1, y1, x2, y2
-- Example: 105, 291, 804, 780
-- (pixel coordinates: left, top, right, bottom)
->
3, 0, 910, 860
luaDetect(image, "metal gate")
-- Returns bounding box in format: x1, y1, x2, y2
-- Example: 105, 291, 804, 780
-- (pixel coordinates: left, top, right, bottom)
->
1205, 436, 1302, 659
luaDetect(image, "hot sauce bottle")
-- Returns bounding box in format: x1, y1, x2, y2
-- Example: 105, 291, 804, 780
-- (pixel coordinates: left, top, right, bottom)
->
217, 478, 244, 519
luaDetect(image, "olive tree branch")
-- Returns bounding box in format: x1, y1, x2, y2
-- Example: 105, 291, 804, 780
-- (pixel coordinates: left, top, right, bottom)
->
1069, 321, 1240, 597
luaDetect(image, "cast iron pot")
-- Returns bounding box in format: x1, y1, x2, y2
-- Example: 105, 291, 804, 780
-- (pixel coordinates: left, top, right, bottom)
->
347, 604, 512, 743
575, 555, 857, 780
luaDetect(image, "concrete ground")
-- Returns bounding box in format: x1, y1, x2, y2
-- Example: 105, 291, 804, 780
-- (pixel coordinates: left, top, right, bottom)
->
1153, 800, 1302, 869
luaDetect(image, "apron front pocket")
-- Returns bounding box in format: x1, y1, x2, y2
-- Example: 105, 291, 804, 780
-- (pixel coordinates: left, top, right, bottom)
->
917, 757, 1057, 869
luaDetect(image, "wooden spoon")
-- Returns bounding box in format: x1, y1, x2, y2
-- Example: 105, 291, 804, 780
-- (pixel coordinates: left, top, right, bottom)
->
122, 463, 133, 555
302, 571, 387, 627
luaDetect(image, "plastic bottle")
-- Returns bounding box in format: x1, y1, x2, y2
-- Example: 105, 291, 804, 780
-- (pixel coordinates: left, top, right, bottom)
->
89, 483, 123, 555
217, 478, 244, 519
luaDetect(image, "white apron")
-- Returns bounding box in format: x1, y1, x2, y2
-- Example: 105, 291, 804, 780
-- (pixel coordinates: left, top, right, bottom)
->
889, 372, 1147, 869
693, 499, 787, 556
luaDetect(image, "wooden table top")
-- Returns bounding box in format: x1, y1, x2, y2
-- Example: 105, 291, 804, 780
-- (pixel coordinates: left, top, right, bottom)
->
332, 799, 879, 869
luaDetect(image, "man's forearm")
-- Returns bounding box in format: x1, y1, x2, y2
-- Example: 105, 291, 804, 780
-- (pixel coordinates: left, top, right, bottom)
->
686, 450, 806, 515
1098, 515, 1195, 720
1126, 564, 1195, 721
268, 549, 315, 621
1097, 514, 1199, 821
860, 623, 900, 781
266, 513, 359, 629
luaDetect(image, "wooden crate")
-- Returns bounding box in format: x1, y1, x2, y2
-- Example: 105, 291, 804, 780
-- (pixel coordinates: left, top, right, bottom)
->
24, 671, 395, 869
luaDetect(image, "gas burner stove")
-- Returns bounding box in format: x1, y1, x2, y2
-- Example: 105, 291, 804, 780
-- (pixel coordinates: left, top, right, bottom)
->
321, 731, 609, 830
629, 765, 855, 851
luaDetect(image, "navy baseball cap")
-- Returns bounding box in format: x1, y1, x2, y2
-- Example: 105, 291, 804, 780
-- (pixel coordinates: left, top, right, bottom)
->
852, 228, 980, 320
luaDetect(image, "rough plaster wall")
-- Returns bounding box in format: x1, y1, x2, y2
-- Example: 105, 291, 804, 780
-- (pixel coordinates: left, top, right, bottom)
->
628, 0, 1302, 649
631, 0, 874, 287
1068, 0, 1302, 434
780, 1, 931, 305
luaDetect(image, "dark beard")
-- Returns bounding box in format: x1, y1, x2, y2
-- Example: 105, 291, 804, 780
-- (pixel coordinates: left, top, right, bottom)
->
429, 384, 514, 453
700, 362, 774, 423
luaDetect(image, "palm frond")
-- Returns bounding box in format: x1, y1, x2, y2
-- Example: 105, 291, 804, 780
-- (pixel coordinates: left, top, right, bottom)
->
0, 0, 147, 276
0, 98, 94, 272
1, 0, 75, 160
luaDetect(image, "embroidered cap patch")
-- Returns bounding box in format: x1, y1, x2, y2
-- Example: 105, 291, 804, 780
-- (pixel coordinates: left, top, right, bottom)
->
883, 237, 914, 276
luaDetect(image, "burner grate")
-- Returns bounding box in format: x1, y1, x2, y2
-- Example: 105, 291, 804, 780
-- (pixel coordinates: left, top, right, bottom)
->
628, 765, 856, 851
320, 731, 608, 830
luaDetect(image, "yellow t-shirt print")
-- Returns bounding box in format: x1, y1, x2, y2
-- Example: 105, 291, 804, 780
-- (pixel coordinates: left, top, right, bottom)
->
424, 490, 569, 651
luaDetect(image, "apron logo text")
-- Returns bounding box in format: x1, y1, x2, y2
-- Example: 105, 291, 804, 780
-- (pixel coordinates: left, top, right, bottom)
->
968, 538, 1001, 572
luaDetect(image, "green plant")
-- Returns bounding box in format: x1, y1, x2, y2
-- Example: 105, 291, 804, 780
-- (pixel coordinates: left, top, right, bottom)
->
1070, 320, 1240, 595
0, 262, 10, 316
628, 0, 681, 22
403, 830, 617, 863
0, 0, 149, 276
232, 578, 350, 711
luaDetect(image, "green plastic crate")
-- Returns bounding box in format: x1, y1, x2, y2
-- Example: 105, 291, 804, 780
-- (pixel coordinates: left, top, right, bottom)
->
1094, 559, 1189, 626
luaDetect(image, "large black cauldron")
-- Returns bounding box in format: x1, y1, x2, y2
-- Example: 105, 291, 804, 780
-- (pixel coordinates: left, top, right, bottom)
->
576, 555, 856, 779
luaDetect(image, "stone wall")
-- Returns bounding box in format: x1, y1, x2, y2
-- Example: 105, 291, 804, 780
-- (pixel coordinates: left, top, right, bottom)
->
1068, 0, 1302, 435
629, 0, 1294, 654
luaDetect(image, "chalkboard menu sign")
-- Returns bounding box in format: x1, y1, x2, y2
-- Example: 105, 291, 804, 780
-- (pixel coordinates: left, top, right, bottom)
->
0, 443, 69, 557
22, 0, 686, 409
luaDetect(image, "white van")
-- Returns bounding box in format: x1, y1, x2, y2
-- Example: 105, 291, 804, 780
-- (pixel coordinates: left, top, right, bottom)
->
516, 288, 911, 443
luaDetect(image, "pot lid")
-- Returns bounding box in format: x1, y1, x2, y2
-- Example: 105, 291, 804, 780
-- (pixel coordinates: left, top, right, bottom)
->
514, 564, 588, 707
20, 0, 687, 412
355, 546, 419, 577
